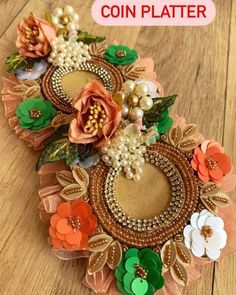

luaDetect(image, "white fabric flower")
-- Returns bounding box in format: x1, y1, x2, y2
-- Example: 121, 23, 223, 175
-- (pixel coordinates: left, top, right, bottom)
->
16, 60, 48, 80
183, 209, 227, 260
135, 80, 159, 98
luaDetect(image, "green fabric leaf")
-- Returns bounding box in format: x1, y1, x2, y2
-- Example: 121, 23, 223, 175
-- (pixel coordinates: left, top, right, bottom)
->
142, 95, 177, 129
77, 30, 106, 45
6, 53, 35, 73
36, 139, 78, 170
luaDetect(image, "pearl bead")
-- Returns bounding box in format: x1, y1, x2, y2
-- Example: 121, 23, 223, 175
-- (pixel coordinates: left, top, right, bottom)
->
122, 153, 129, 159
121, 104, 129, 118
133, 174, 141, 181
71, 13, 80, 22
130, 107, 144, 121
53, 7, 63, 17
123, 80, 136, 94
135, 83, 149, 97
126, 172, 134, 179
102, 155, 110, 163
124, 166, 131, 173
64, 5, 74, 15
51, 16, 59, 25
101, 146, 108, 153
118, 136, 126, 143
67, 22, 77, 32
132, 161, 141, 169
113, 160, 120, 168
127, 94, 139, 107
140, 146, 147, 153
135, 167, 143, 174
139, 96, 153, 110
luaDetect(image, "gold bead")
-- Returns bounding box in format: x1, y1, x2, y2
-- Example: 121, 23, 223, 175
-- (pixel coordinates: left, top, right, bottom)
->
113, 92, 126, 106
127, 94, 139, 107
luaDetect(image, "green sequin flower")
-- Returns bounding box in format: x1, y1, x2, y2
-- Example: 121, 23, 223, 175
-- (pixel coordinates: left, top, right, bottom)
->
104, 45, 138, 66
16, 98, 56, 131
156, 109, 173, 139
115, 248, 164, 295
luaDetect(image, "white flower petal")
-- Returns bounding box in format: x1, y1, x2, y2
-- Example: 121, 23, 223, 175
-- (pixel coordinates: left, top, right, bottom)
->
197, 212, 213, 229
218, 230, 227, 249
205, 232, 222, 252
183, 224, 194, 239
191, 229, 205, 247
206, 248, 221, 260
190, 212, 200, 228
205, 216, 224, 231
200, 209, 210, 216
184, 238, 191, 249
191, 243, 205, 257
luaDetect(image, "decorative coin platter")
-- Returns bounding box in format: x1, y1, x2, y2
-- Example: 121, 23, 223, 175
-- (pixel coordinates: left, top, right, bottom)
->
2, 5, 236, 295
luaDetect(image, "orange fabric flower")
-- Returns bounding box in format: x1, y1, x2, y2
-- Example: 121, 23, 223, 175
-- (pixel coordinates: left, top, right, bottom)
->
191, 140, 232, 183
49, 200, 97, 250
69, 80, 121, 148
16, 13, 57, 58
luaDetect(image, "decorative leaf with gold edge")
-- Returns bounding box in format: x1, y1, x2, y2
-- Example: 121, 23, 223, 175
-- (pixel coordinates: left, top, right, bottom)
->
87, 234, 113, 252
56, 170, 74, 187
88, 251, 108, 274
107, 240, 123, 269
160, 240, 176, 270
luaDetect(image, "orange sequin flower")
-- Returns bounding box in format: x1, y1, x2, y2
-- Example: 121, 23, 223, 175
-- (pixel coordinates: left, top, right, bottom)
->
191, 140, 232, 184
49, 200, 97, 250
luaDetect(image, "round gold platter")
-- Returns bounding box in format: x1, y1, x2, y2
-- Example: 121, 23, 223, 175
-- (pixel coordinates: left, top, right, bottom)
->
90, 142, 199, 248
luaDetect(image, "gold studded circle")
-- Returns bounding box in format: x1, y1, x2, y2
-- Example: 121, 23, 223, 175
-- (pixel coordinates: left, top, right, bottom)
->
89, 142, 200, 248
41, 56, 124, 113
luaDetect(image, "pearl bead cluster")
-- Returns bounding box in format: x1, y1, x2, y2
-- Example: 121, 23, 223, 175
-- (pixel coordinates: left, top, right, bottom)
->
48, 35, 91, 69
100, 131, 147, 181
113, 80, 154, 122
51, 5, 80, 36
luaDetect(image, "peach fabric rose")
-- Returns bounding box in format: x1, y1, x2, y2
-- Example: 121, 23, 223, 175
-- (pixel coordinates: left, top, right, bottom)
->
69, 80, 121, 148
16, 13, 57, 58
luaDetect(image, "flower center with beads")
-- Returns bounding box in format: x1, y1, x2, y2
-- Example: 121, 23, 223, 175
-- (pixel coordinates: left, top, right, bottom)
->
67, 216, 80, 232
116, 50, 126, 57
84, 101, 107, 136
29, 109, 42, 118
201, 225, 213, 239
24, 26, 39, 44
207, 157, 218, 170
135, 264, 148, 280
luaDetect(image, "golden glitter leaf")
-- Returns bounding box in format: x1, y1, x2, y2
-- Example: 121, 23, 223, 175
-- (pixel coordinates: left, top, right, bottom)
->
175, 242, 193, 266
89, 41, 107, 57
107, 240, 123, 270
24, 85, 41, 100
56, 170, 74, 187
87, 234, 113, 253
160, 240, 176, 270
170, 260, 188, 286
88, 251, 108, 274
72, 166, 89, 188
60, 183, 86, 201
182, 124, 198, 138
169, 126, 183, 147
201, 182, 221, 196
9, 85, 28, 97
178, 138, 200, 151
200, 196, 218, 215
210, 192, 231, 208
23, 80, 39, 87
